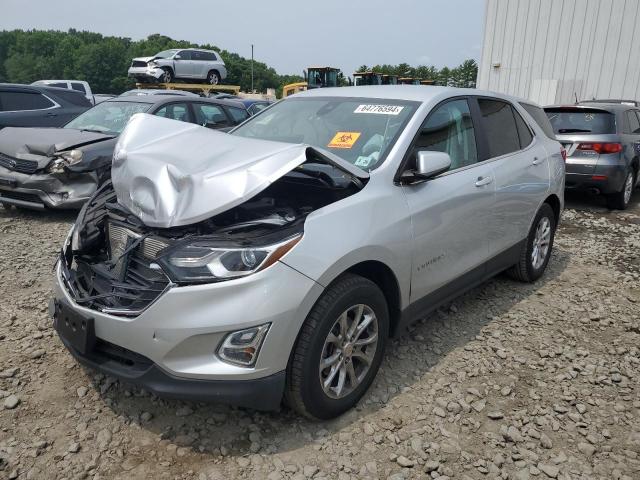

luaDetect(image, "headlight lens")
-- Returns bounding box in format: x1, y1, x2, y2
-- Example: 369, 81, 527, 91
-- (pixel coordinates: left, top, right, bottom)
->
147, 61, 158, 68
217, 324, 270, 367
47, 149, 84, 173
157, 234, 302, 283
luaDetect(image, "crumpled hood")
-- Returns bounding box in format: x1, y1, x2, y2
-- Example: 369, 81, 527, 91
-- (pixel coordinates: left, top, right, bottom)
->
113, 114, 317, 228
132, 56, 155, 63
0, 127, 114, 169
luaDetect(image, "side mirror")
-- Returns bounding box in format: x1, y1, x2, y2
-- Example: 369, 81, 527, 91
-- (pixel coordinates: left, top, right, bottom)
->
404, 151, 451, 183
174, 55, 181, 60
205, 120, 229, 129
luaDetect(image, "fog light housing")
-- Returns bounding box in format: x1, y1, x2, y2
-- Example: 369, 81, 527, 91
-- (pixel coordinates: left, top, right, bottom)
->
217, 324, 270, 367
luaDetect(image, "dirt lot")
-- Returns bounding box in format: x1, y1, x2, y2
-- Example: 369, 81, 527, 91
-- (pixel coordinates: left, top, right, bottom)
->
0, 193, 638, 480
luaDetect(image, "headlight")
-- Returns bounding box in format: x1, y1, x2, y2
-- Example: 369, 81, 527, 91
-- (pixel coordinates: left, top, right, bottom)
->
157, 234, 302, 283
47, 149, 84, 173
217, 324, 270, 367
147, 61, 158, 68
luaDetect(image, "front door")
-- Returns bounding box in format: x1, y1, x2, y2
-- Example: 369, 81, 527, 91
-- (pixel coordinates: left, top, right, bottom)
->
401, 98, 495, 304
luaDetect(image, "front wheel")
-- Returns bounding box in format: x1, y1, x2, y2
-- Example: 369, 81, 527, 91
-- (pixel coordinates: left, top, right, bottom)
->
507, 203, 556, 283
285, 274, 389, 419
606, 170, 635, 210
160, 68, 174, 83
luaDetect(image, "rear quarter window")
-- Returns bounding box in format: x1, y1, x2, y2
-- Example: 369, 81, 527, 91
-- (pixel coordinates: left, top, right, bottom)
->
520, 103, 556, 139
544, 108, 616, 135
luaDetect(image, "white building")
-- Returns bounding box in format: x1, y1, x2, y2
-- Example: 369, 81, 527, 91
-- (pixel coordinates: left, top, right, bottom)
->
477, 0, 640, 105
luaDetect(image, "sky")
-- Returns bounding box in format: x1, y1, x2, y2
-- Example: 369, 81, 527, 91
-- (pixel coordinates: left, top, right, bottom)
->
1, 0, 486, 77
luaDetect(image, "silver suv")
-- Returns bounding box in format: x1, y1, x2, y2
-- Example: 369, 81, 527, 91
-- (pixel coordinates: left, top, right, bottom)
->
545, 103, 640, 209
128, 48, 227, 84
51, 87, 564, 419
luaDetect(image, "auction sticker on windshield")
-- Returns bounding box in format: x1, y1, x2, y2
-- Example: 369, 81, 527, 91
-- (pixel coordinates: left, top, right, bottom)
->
354, 104, 404, 115
328, 132, 361, 149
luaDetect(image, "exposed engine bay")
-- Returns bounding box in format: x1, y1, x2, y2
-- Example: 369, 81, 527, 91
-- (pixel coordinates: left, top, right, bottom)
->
60, 163, 363, 316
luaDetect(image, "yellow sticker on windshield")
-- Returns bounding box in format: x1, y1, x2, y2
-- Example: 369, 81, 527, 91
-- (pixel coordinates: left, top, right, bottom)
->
328, 132, 361, 149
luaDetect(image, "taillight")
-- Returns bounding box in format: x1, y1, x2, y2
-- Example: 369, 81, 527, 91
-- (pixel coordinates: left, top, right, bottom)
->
576, 142, 623, 154
560, 147, 567, 161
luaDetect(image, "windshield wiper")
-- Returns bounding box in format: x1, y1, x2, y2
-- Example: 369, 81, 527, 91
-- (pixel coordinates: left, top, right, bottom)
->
80, 128, 115, 135
558, 128, 592, 133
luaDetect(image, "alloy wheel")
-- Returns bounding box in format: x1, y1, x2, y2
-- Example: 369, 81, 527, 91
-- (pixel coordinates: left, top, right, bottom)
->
318, 304, 378, 399
531, 216, 551, 270
208, 73, 219, 85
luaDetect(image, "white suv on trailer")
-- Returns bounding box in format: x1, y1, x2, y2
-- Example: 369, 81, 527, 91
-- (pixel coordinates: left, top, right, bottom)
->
128, 48, 228, 85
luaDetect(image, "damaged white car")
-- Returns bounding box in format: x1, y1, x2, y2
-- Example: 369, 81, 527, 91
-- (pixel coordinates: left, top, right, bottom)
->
51, 87, 564, 419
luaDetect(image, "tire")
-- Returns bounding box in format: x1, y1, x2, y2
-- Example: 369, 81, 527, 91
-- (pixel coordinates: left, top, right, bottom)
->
606, 169, 635, 210
207, 70, 221, 85
160, 68, 174, 84
507, 203, 556, 283
285, 274, 389, 420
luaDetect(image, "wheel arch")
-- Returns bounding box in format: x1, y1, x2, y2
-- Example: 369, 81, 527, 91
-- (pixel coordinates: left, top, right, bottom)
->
543, 193, 561, 224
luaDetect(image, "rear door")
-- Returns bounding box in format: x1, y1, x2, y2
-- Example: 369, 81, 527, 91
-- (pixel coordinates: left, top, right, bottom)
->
152, 102, 194, 123
0, 89, 60, 128
475, 97, 550, 256
401, 97, 495, 304
191, 102, 232, 128
191, 51, 209, 79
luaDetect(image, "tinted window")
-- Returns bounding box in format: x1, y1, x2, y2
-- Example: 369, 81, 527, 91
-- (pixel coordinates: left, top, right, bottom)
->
521, 102, 556, 139
177, 50, 192, 60
193, 103, 227, 125
626, 110, 640, 134
513, 108, 533, 148
478, 99, 521, 157
227, 107, 249, 123
48, 82, 68, 89
0, 91, 55, 111
71, 82, 86, 93
414, 99, 478, 170
545, 108, 616, 135
154, 103, 191, 122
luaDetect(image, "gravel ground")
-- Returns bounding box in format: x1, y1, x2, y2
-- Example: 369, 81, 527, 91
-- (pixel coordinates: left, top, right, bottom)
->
0, 192, 639, 480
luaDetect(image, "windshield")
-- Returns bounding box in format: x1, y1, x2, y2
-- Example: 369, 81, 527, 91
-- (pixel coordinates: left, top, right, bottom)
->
155, 49, 179, 59
545, 108, 616, 134
231, 97, 418, 170
64, 101, 151, 135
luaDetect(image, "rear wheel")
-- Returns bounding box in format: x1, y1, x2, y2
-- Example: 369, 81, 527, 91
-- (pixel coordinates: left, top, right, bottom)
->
606, 170, 635, 210
160, 68, 174, 83
507, 203, 556, 283
285, 274, 389, 419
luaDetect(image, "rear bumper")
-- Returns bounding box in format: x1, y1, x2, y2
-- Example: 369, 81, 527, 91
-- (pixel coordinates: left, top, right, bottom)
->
565, 164, 627, 194
56, 327, 286, 410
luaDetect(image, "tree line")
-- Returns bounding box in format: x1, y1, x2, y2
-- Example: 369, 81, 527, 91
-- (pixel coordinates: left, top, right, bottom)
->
356, 60, 478, 88
0, 30, 477, 95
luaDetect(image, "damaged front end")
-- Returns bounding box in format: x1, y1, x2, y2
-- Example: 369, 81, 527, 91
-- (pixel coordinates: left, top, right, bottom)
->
0, 127, 115, 209
60, 114, 367, 316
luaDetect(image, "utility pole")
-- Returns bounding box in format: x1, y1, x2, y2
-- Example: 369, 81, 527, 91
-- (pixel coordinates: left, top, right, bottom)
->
251, 44, 254, 93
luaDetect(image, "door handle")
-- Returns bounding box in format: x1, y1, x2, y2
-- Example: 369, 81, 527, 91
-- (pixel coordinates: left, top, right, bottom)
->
46, 112, 57, 117
532, 157, 543, 165
475, 176, 493, 187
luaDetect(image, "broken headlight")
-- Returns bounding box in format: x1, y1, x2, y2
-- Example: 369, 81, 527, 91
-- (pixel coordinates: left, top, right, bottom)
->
47, 149, 84, 173
157, 234, 302, 283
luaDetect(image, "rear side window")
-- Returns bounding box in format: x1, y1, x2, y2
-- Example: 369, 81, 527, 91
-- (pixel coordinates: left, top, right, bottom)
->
626, 110, 640, 134
52, 89, 92, 107
513, 108, 533, 148
0, 91, 55, 111
71, 82, 86, 93
48, 82, 68, 89
414, 98, 478, 171
199, 51, 217, 61
520, 102, 556, 139
545, 108, 616, 135
478, 99, 521, 157
227, 107, 249, 123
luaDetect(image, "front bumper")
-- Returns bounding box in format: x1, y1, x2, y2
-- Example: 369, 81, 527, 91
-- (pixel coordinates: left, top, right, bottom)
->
52, 254, 323, 406
0, 167, 98, 209
128, 66, 164, 81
